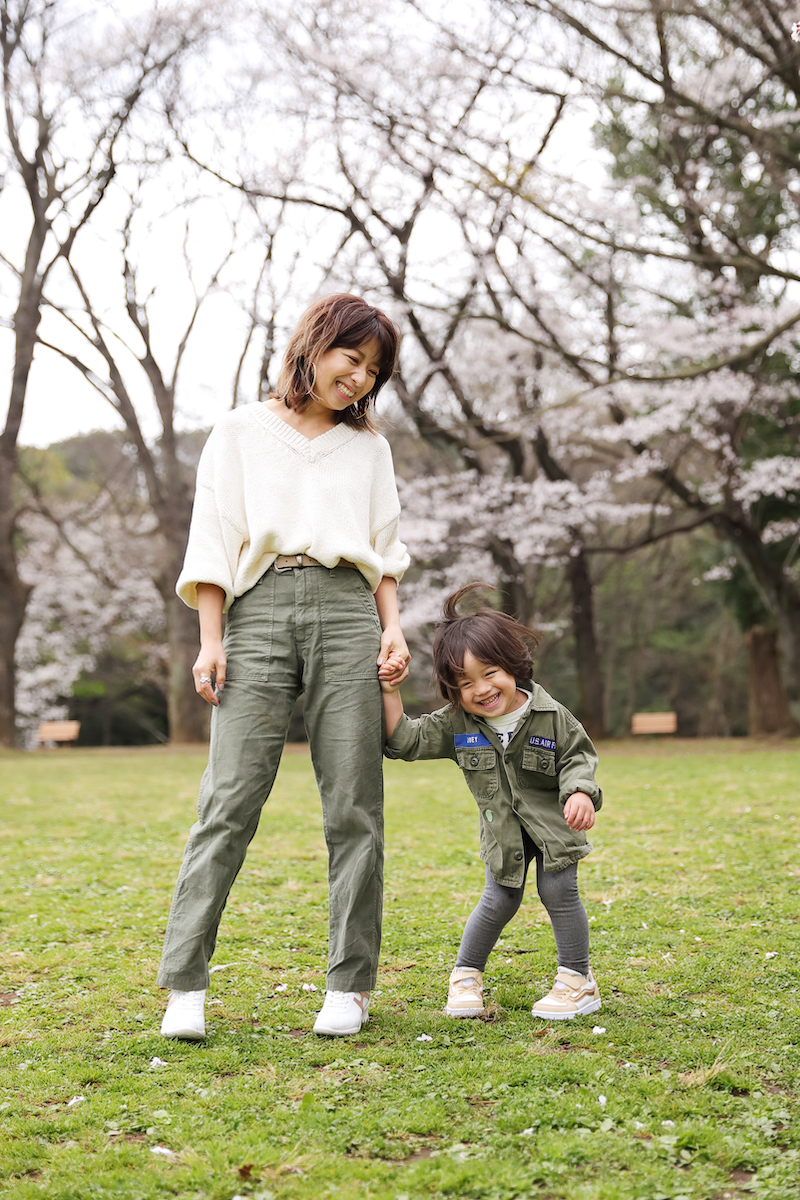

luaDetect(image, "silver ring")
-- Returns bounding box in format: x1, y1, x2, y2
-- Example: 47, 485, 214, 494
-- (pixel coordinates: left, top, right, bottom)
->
199, 675, 211, 684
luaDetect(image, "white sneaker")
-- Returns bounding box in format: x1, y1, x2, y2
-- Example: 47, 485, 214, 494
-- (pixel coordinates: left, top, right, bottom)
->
313, 990, 370, 1036
160, 989, 206, 1040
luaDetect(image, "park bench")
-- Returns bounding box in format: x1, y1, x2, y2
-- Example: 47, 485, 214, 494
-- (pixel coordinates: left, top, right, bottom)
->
36, 720, 81, 746
631, 711, 677, 735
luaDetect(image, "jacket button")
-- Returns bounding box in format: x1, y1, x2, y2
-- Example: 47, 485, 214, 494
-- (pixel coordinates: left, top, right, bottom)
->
514, 850, 524, 861
485, 810, 493, 822
470, 755, 479, 766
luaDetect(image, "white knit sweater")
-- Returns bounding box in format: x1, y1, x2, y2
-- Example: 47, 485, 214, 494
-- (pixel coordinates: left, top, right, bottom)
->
176, 403, 409, 611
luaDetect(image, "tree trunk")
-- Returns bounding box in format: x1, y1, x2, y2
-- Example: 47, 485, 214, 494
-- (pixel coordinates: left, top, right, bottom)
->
165, 590, 210, 743
566, 548, 606, 740
721, 516, 800, 727
0, 481, 32, 747
0, 221, 46, 746
744, 626, 795, 736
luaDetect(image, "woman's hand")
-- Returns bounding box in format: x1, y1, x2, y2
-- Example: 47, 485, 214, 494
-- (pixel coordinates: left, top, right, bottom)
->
377, 626, 410, 687
374, 577, 409, 686
193, 640, 227, 706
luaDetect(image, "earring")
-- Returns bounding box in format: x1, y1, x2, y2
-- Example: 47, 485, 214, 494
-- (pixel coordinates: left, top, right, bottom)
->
353, 400, 371, 420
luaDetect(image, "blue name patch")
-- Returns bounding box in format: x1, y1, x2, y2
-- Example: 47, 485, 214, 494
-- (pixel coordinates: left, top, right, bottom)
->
455, 733, 492, 749
529, 736, 556, 751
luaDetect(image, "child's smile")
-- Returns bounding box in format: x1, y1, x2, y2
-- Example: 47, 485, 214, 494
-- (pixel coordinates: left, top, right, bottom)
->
457, 650, 527, 719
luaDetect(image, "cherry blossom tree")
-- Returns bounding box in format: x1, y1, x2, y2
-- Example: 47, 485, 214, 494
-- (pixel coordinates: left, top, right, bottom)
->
15, 441, 166, 746
0, 0, 214, 744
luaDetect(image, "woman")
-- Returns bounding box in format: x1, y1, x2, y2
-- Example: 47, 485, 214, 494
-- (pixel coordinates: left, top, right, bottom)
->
158, 294, 410, 1039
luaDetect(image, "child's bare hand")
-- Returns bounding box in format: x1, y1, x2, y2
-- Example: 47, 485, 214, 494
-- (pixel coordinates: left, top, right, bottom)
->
378, 651, 408, 690
563, 791, 595, 831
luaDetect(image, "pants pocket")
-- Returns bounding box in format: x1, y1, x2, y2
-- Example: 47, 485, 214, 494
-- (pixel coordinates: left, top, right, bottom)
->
223, 576, 275, 682
320, 570, 382, 682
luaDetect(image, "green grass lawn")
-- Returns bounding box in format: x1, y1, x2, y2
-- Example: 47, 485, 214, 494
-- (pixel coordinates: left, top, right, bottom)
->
1, 740, 799, 1200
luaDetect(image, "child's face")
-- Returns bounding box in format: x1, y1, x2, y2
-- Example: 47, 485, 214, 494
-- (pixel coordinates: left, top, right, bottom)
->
456, 651, 526, 719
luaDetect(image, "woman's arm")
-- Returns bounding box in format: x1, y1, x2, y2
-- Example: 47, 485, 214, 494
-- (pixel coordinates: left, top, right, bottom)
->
193, 583, 227, 706
374, 575, 410, 686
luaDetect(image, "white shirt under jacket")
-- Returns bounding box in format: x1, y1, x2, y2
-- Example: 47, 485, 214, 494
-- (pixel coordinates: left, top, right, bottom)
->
176, 403, 410, 612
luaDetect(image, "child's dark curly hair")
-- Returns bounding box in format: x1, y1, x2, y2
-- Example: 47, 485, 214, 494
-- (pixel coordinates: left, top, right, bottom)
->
432, 583, 542, 709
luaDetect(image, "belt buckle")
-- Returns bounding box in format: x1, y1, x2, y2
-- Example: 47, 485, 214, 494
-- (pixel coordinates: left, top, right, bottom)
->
273, 553, 304, 574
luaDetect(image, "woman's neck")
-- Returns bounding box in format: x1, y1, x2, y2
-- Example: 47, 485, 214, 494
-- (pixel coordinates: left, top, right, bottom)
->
263, 396, 336, 440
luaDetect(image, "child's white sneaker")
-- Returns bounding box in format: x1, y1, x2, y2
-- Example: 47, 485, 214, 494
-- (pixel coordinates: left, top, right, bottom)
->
160, 989, 206, 1039
313, 991, 370, 1036
532, 968, 601, 1020
445, 967, 486, 1017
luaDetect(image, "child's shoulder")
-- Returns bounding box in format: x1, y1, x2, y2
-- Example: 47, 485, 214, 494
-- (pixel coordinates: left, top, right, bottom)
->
527, 682, 583, 731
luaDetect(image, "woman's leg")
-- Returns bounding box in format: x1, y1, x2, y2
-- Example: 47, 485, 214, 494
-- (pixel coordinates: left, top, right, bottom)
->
157, 574, 299, 991
534, 850, 591, 977
455, 865, 527, 971
299, 567, 385, 993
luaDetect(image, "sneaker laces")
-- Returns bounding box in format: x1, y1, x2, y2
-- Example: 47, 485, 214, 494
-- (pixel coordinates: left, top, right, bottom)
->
325, 991, 366, 1010
170, 989, 205, 1012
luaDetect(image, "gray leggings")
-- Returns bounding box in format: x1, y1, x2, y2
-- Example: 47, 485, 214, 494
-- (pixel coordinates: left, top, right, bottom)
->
455, 830, 590, 976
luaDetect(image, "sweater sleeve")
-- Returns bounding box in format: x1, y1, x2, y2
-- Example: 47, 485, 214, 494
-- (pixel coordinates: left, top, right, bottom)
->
175, 431, 247, 612
371, 437, 410, 583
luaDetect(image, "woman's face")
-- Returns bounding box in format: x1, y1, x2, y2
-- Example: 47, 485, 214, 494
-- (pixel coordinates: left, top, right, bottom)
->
311, 338, 382, 415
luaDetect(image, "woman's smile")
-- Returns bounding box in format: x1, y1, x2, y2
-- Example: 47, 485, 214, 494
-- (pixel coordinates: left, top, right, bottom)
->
312, 338, 381, 415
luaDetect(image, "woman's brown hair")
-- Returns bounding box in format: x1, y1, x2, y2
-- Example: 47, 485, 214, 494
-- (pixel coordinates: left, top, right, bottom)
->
432, 583, 542, 709
274, 294, 400, 433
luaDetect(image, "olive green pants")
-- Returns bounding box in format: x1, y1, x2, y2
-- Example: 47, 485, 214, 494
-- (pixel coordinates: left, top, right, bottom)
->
157, 565, 385, 993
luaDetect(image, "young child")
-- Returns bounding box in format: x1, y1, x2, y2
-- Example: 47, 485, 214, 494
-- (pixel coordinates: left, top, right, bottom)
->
380, 583, 602, 1021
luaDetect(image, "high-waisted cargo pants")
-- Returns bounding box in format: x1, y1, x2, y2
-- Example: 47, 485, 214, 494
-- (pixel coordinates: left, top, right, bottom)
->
157, 564, 384, 993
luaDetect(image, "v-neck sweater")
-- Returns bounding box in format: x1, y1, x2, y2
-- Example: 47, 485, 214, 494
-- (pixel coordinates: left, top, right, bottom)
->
176, 403, 409, 611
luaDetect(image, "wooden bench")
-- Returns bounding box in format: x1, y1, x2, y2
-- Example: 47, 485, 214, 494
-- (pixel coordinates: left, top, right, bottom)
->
36, 720, 81, 746
631, 711, 677, 735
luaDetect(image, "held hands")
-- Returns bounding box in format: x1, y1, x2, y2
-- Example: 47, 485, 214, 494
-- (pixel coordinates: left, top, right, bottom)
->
378, 653, 408, 693
563, 791, 596, 832
377, 625, 410, 690
193, 640, 227, 706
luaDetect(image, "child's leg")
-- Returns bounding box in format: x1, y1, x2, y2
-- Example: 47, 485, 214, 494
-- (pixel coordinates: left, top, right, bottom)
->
534, 850, 590, 977
455, 865, 527, 971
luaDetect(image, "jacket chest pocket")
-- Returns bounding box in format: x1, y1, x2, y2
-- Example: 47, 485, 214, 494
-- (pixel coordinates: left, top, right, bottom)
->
457, 746, 498, 799
522, 746, 557, 786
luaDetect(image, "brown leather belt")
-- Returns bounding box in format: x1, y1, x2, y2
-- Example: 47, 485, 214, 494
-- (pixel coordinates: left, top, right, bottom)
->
270, 554, 359, 573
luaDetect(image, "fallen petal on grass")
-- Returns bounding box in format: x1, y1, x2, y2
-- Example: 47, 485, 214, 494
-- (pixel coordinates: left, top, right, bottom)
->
150, 1145, 179, 1161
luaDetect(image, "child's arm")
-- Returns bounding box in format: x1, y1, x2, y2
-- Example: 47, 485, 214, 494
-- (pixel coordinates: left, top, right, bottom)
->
563, 791, 596, 832
378, 656, 456, 762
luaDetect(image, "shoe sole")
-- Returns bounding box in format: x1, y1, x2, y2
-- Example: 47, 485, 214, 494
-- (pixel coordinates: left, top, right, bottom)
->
313, 1014, 369, 1037
161, 1026, 205, 1040
445, 1006, 486, 1018
531, 997, 602, 1021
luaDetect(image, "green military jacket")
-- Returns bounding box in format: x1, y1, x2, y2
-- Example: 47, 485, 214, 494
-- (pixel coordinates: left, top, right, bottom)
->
385, 681, 602, 888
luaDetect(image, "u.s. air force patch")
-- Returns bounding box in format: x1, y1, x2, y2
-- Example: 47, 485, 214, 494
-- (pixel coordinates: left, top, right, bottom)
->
528, 736, 556, 751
